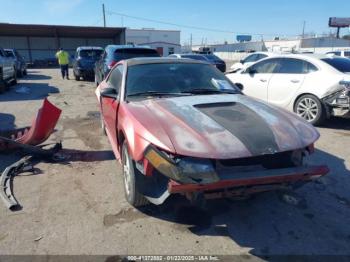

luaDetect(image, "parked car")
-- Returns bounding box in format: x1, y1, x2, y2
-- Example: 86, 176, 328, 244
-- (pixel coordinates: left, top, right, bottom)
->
4, 48, 27, 77
94, 45, 160, 86
229, 52, 277, 73
73, 46, 103, 81
326, 50, 350, 58
169, 53, 226, 72
0, 47, 17, 93
95, 57, 328, 207
226, 54, 350, 125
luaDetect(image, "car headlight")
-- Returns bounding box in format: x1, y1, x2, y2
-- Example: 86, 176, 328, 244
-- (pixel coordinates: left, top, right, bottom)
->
144, 146, 220, 185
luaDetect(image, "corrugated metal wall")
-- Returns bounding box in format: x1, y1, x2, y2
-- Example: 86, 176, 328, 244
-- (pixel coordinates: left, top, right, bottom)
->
0, 36, 118, 64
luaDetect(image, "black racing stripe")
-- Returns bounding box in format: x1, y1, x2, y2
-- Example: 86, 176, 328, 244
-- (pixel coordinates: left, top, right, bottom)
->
195, 102, 279, 155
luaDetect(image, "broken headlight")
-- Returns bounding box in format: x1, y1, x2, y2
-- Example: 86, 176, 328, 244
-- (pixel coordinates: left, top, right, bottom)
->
144, 146, 220, 184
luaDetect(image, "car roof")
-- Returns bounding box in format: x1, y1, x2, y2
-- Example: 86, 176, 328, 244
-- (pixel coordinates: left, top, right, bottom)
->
4, 48, 15, 52
106, 45, 156, 51
77, 46, 103, 51
126, 57, 210, 66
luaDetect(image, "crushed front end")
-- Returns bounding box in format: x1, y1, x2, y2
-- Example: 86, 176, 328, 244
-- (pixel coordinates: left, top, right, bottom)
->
323, 80, 350, 117
136, 145, 329, 205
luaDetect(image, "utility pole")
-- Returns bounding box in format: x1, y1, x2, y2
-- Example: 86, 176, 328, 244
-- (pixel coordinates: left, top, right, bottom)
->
102, 4, 106, 27
302, 20, 306, 38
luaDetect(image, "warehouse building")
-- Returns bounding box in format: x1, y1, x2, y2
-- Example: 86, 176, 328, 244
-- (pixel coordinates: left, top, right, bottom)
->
0, 23, 126, 65
125, 28, 181, 56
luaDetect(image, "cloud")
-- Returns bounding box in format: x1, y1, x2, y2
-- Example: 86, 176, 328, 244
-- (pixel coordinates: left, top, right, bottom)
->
43, 0, 84, 14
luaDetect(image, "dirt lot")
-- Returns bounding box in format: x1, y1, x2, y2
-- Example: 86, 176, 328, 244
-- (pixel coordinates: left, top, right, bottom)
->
0, 69, 350, 258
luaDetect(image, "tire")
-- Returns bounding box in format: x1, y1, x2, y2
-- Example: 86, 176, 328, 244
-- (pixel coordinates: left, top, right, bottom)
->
74, 72, 80, 81
0, 79, 5, 94
23, 69, 27, 76
294, 94, 326, 126
121, 141, 148, 207
17, 69, 23, 78
100, 115, 107, 136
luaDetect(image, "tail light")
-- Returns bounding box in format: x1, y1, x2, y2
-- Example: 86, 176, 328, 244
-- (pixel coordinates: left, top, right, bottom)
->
108, 60, 117, 69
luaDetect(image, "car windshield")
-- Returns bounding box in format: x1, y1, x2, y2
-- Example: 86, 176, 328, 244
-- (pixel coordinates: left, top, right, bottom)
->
114, 48, 160, 60
126, 63, 239, 98
322, 57, 350, 73
4, 51, 15, 58
79, 49, 103, 59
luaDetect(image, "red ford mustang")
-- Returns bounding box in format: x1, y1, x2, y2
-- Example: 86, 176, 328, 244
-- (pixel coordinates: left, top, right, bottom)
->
96, 58, 329, 207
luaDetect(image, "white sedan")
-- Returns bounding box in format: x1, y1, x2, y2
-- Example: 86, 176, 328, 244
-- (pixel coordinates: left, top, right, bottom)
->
226, 54, 350, 125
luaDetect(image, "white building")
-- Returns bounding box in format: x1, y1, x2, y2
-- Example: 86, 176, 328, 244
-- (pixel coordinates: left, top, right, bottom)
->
125, 28, 181, 56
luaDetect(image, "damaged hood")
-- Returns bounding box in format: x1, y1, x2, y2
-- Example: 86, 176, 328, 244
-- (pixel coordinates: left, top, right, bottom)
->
128, 94, 319, 159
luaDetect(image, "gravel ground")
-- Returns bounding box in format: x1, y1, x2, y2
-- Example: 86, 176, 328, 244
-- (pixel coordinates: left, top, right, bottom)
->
0, 69, 349, 258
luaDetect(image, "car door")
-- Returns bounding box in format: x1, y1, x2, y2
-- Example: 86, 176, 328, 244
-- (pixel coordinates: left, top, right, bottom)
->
236, 58, 280, 101
267, 58, 309, 108
101, 64, 124, 148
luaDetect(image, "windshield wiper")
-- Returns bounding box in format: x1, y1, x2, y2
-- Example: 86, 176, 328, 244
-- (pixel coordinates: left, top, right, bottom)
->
127, 91, 191, 97
183, 88, 236, 94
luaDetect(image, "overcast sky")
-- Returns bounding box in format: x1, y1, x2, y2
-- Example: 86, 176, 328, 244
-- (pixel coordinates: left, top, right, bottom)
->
1, 0, 350, 44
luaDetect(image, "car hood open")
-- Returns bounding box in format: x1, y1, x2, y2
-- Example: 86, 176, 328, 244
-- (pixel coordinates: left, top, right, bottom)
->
128, 94, 319, 159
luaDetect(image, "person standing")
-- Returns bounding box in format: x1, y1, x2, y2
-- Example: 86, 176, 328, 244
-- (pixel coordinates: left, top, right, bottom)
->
55, 48, 70, 79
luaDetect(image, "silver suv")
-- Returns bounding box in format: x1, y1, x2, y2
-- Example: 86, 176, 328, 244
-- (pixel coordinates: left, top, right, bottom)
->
0, 47, 17, 93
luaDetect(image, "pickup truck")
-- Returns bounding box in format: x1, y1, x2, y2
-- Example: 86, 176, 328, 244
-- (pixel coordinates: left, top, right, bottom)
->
0, 47, 17, 93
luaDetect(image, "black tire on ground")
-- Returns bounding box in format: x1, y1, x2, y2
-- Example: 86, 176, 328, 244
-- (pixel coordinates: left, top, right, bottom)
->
17, 69, 23, 78
121, 141, 148, 207
74, 73, 80, 81
294, 94, 326, 126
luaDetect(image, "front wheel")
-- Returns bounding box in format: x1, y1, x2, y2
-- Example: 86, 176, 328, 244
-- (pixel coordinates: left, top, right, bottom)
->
294, 94, 326, 126
121, 141, 148, 207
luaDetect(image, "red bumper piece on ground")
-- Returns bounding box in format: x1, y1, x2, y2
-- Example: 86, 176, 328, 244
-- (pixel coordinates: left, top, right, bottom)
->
0, 99, 61, 150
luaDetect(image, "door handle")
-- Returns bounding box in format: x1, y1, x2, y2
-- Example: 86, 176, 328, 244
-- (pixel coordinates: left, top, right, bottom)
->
260, 79, 267, 82
291, 79, 300, 83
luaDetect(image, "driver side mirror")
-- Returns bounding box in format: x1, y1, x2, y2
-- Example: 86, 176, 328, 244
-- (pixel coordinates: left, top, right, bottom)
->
245, 67, 257, 75
240, 59, 244, 64
100, 87, 118, 99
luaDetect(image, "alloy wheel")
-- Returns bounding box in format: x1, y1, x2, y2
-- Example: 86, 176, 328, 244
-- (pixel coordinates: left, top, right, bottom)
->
296, 97, 319, 122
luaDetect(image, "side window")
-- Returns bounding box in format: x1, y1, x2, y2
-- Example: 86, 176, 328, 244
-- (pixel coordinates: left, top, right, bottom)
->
344, 51, 350, 58
248, 58, 279, 74
243, 54, 258, 63
275, 58, 304, 74
107, 64, 123, 93
257, 54, 268, 60
303, 61, 318, 73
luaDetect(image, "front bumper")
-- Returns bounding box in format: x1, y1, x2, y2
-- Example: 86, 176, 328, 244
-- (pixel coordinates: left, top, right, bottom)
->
142, 146, 329, 203
168, 165, 329, 195
323, 89, 350, 116
75, 68, 95, 77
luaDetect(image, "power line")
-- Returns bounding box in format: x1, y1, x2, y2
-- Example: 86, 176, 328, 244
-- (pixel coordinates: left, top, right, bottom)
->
106, 10, 297, 37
